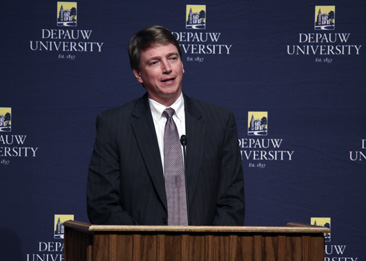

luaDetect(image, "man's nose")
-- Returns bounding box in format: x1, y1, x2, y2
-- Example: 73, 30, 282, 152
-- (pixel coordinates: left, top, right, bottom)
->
161, 60, 172, 73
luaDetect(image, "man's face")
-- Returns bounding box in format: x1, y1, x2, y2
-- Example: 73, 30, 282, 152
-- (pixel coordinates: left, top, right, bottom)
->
133, 43, 184, 106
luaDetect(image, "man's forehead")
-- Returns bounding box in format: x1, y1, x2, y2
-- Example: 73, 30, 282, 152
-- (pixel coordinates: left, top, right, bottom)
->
141, 43, 179, 57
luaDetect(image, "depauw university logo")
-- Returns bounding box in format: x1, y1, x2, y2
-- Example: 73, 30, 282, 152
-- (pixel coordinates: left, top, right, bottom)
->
54, 214, 74, 239
311, 217, 331, 242
186, 5, 206, 29
0, 107, 12, 132
57, 2, 77, 27
314, 6, 335, 31
248, 111, 268, 136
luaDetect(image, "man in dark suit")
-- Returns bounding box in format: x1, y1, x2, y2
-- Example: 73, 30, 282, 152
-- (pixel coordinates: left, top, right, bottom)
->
87, 25, 244, 226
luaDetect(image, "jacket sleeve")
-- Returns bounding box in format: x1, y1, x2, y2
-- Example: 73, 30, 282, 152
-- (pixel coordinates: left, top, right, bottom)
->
211, 112, 245, 226
87, 112, 137, 225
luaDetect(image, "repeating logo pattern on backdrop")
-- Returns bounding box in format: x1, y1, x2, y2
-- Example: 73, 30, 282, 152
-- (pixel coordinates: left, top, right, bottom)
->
0, 107, 11, 132
29, 2, 104, 60
349, 139, 366, 162
0, 107, 39, 165
26, 214, 74, 260
186, 5, 206, 29
248, 111, 268, 136
57, 2, 77, 27
286, 5, 362, 63
311, 217, 331, 242
314, 6, 335, 31
311, 217, 359, 260
172, 4, 233, 63
239, 111, 294, 169
54, 214, 74, 239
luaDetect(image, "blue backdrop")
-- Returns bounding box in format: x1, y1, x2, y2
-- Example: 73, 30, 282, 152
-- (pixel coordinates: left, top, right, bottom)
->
1, 0, 365, 260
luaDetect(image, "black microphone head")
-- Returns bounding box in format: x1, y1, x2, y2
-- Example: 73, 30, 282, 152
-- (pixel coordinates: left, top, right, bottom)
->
180, 135, 187, 146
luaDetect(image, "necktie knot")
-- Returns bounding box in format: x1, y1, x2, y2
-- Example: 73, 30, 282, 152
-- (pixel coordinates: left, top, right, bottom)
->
163, 108, 175, 120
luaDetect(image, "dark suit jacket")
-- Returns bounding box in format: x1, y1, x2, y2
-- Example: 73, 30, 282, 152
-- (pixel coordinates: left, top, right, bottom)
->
87, 93, 244, 225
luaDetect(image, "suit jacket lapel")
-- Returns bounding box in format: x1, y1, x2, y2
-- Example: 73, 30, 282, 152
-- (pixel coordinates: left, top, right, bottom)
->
130, 94, 167, 210
130, 94, 205, 212
184, 94, 205, 208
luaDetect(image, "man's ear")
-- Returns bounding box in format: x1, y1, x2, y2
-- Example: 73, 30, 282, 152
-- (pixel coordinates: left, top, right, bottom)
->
133, 69, 143, 84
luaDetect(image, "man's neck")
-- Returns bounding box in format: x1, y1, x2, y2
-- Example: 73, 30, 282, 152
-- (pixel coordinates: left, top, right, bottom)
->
148, 92, 182, 107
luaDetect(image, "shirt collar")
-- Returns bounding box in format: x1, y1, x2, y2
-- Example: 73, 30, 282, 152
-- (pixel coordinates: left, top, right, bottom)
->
149, 93, 184, 121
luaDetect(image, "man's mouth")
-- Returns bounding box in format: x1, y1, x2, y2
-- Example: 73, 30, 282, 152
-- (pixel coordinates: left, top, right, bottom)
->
161, 77, 175, 83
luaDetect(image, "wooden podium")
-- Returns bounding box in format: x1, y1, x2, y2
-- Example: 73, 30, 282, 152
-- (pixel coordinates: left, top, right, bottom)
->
64, 221, 329, 261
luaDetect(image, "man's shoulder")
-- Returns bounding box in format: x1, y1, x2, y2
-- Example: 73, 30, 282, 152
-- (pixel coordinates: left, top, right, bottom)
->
99, 95, 147, 118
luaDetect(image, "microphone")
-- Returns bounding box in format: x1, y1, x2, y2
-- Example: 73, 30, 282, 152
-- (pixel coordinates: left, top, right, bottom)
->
180, 135, 187, 146
180, 135, 187, 163
180, 135, 190, 224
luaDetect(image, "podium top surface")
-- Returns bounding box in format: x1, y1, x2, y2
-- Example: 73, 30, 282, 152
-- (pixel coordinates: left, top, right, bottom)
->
64, 220, 330, 234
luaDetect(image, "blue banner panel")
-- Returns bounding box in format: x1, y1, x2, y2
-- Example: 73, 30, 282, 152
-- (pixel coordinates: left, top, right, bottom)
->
1, 0, 365, 260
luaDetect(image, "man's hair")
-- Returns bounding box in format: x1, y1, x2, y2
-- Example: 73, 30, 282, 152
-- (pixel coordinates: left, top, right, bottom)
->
128, 25, 182, 71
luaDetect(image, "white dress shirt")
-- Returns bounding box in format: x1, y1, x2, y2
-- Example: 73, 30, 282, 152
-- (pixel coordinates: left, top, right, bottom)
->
149, 93, 186, 173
